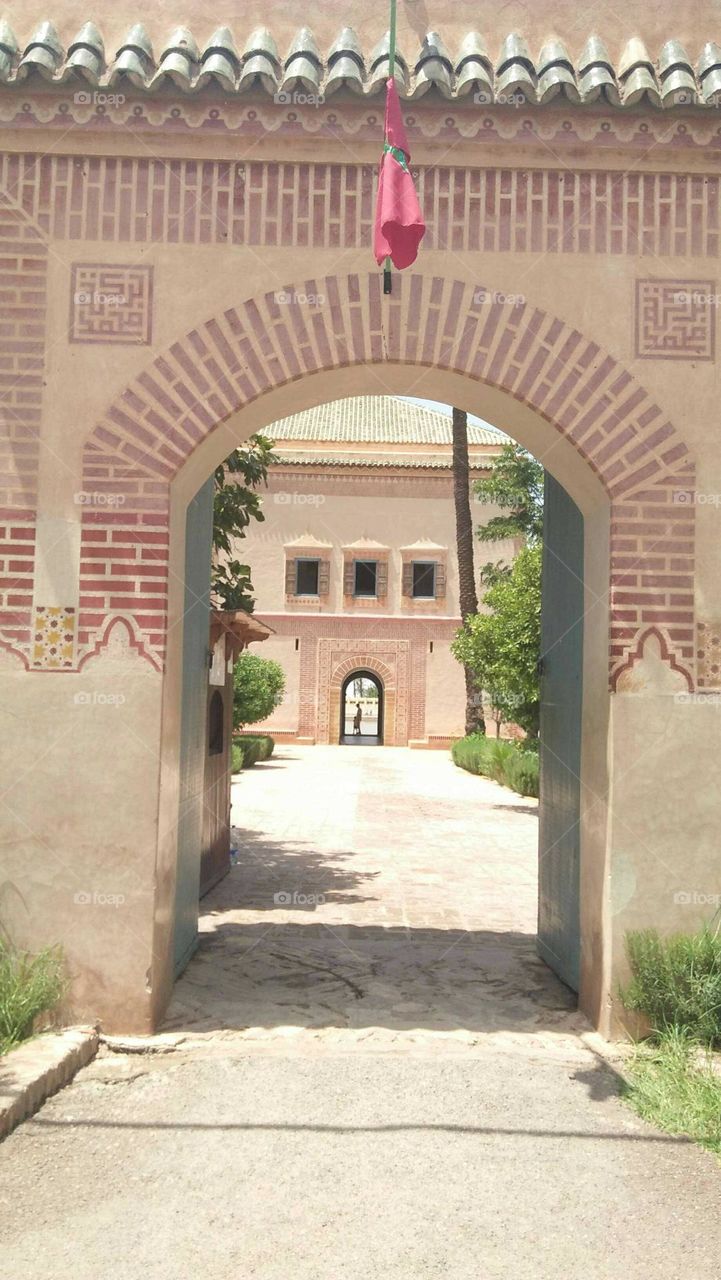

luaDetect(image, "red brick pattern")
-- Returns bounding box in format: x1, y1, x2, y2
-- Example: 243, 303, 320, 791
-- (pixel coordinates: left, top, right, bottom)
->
70, 264, 153, 345
0, 513, 35, 655
81, 270, 696, 680
2, 154, 720, 261
609, 473, 696, 679
78, 445, 169, 666
0, 191, 47, 655
635, 279, 716, 360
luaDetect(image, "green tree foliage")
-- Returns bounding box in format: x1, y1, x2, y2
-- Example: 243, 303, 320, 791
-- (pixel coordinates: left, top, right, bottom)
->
452, 545, 542, 736
212, 435, 278, 613
474, 442, 544, 587
233, 652, 286, 730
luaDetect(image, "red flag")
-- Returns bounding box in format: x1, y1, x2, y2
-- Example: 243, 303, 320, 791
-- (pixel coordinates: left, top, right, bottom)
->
373, 78, 426, 270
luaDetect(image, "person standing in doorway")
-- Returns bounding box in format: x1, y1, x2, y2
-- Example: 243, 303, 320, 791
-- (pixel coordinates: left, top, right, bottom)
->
353, 702, 363, 735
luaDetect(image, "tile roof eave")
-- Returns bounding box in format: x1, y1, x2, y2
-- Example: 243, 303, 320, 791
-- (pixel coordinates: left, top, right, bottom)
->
3, 23, 719, 109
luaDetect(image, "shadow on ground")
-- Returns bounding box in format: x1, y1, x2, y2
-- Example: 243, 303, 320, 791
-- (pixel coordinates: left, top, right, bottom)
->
165, 825, 577, 1039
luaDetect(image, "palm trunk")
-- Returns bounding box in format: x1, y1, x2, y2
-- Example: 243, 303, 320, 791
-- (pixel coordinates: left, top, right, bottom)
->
452, 407, 486, 736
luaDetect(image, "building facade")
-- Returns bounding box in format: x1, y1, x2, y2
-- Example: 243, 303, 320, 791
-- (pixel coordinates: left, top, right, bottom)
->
238, 397, 511, 746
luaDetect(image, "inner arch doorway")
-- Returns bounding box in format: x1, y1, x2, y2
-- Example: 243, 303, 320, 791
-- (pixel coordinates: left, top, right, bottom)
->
340, 671, 384, 746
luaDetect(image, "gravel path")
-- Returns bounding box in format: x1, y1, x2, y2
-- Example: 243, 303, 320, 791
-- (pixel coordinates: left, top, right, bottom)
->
1, 746, 719, 1278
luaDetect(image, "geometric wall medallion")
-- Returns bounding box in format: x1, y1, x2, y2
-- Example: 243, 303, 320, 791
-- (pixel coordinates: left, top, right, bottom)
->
635, 278, 716, 361
69, 264, 153, 345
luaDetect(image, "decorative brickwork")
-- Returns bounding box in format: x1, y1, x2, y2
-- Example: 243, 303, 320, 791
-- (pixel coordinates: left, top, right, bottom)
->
77, 445, 169, 667
81, 270, 695, 683
0, 190, 48, 658
320, 639, 412, 746
697, 621, 721, 688
635, 279, 716, 361
70, 264, 153, 345
1, 154, 720, 262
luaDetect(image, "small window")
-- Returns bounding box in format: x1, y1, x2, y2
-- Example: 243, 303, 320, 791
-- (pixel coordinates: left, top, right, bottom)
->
412, 561, 436, 599
208, 690, 224, 756
296, 558, 320, 596
354, 560, 377, 597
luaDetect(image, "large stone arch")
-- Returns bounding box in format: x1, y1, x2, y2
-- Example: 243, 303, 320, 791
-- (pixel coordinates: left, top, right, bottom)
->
78, 270, 696, 690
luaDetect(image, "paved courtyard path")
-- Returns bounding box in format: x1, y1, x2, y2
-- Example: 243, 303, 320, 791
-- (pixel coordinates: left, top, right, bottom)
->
1, 745, 720, 1279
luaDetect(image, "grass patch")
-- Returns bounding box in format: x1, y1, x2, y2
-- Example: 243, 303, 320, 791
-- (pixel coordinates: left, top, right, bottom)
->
451, 733, 539, 798
624, 1028, 721, 1159
0, 941, 66, 1056
620, 926, 721, 1159
622, 927, 721, 1046
232, 733, 275, 773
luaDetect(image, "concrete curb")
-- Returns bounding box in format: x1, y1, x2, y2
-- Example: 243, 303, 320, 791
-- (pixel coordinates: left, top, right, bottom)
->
0, 1026, 99, 1141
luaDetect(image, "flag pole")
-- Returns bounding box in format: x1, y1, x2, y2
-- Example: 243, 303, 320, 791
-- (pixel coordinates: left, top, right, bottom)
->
383, 0, 397, 295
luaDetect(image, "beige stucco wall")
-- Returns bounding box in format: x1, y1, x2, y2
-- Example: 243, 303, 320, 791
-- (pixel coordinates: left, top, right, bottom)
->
424, 643, 467, 739
1, 6, 720, 1036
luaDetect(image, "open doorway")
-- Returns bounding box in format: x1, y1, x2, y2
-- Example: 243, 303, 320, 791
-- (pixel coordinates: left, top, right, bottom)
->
340, 670, 384, 745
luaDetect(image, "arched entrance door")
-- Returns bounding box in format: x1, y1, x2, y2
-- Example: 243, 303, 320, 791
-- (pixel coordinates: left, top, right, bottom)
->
340, 671, 384, 746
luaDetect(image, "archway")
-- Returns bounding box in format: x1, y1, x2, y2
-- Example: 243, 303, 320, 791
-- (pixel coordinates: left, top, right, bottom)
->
4, 269, 700, 1039
340, 671, 384, 746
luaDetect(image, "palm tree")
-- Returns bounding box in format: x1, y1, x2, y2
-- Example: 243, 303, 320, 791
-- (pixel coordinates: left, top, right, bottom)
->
452, 406, 486, 736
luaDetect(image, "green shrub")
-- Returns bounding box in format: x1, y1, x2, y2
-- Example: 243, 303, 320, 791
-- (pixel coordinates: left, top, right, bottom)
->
0, 941, 66, 1055
231, 734, 275, 771
451, 734, 539, 798
503, 750, 540, 798
621, 927, 721, 1046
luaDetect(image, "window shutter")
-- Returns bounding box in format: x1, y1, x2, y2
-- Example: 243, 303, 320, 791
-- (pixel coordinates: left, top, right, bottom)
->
318, 559, 330, 597
402, 562, 413, 597
376, 561, 388, 599
435, 561, 446, 599
285, 558, 297, 595
343, 559, 355, 595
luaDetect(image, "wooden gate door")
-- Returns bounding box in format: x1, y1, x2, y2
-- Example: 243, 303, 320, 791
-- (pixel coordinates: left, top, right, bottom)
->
537, 473, 584, 992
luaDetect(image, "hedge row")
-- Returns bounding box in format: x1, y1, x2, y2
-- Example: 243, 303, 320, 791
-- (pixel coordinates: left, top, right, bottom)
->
231, 734, 275, 773
451, 734, 539, 798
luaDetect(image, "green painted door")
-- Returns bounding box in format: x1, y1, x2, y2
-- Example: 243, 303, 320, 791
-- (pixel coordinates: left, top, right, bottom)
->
173, 478, 214, 977
538, 473, 583, 992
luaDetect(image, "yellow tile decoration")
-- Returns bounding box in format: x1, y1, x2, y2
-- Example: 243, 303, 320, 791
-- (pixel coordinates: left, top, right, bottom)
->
32, 605, 76, 669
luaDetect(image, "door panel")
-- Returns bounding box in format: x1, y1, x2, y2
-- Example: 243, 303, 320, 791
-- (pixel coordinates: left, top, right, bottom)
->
538, 473, 583, 992
173, 478, 214, 977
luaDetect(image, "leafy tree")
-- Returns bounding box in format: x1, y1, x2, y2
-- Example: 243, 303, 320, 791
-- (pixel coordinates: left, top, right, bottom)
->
452, 544, 542, 737
233, 652, 286, 731
474, 442, 544, 587
212, 435, 278, 613
452, 407, 485, 735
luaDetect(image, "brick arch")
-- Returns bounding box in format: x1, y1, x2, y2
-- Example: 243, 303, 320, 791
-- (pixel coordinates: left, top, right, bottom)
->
330, 656, 395, 690
79, 271, 697, 686
328, 655, 399, 747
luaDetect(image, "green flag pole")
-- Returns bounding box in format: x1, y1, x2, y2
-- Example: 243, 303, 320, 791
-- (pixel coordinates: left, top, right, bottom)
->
383, 0, 397, 295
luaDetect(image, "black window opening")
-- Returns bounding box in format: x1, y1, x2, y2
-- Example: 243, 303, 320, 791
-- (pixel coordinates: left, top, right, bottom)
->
412, 561, 436, 599
208, 689, 224, 756
354, 560, 378, 597
296, 558, 320, 596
